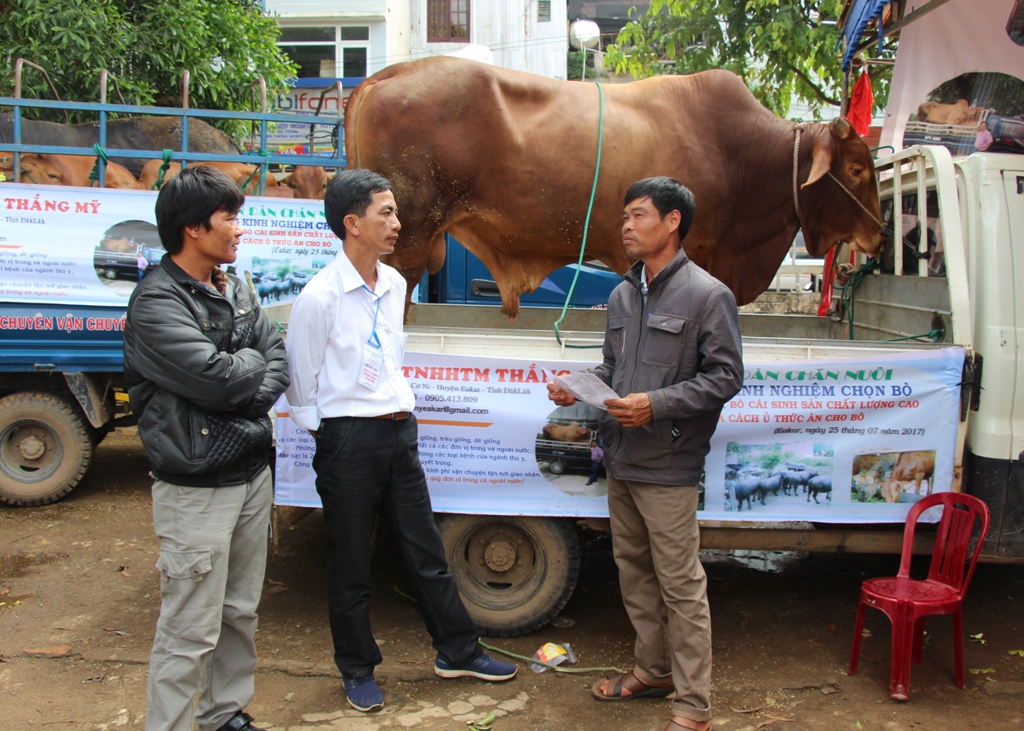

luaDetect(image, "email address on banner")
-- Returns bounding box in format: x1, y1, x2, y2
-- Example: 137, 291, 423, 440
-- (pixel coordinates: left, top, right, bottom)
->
416, 405, 491, 415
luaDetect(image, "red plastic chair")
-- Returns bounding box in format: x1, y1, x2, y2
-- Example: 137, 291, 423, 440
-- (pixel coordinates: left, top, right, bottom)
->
848, 491, 990, 701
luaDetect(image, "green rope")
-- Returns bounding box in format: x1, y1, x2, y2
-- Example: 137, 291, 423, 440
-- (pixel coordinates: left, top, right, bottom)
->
884, 329, 944, 343
393, 583, 624, 674
553, 82, 604, 350
834, 258, 943, 343
477, 639, 625, 675
89, 143, 111, 184
240, 150, 273, 193
151, 149, 174, 191
833, 258, 879, 340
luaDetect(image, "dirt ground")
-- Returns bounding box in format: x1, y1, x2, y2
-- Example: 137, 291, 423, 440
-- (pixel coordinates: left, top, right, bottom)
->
2, 432, 1023, 731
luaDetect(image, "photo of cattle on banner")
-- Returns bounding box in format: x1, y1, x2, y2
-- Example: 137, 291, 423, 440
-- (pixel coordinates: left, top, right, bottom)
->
902, 71, 1024, 155
534, 402, 605, 497
725, 441, 835, 512
851, 449, 937, 504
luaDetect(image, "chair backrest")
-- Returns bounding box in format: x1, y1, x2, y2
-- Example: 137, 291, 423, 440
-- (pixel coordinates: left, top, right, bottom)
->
896, 492, 991, 596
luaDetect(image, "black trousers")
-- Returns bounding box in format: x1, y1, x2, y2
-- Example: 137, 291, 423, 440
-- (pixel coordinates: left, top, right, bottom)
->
312, 414, 481, 679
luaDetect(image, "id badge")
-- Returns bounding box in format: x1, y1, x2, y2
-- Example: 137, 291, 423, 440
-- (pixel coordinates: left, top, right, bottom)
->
358, 343, 385, 391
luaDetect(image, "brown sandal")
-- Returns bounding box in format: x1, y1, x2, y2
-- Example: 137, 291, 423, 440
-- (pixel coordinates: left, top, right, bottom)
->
591, 670, 674, 702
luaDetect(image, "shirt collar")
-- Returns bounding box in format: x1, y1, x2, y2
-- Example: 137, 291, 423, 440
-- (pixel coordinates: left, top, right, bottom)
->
336, 249, 391, 297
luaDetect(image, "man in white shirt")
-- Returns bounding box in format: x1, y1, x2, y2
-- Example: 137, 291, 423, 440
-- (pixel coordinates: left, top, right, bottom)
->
285, 169, 517, 714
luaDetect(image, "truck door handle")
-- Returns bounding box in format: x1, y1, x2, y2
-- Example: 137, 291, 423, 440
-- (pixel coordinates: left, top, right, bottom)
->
470, 279, 501, 298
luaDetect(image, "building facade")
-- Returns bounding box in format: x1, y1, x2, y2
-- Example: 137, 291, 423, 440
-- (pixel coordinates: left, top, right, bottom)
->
263, 1, 568, 82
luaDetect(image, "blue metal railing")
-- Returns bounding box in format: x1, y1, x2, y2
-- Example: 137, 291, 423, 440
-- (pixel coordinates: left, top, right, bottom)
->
2, 81, 346, 191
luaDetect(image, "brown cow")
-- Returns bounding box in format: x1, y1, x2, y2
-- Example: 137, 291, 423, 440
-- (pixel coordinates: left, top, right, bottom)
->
917, 99, 984, 127
882, 451, 936, 503
138, 160, 281, 193
542, 421, 590, 443
279, 165, 332, 199
1, 153, 139, 188
345, 57, 882, 318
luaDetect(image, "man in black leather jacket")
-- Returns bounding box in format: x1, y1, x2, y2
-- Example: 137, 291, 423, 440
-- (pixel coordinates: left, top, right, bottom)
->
124, 166, 289, 731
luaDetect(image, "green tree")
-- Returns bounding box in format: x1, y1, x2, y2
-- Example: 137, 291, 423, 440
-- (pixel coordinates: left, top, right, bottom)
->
1, 0, 296, 137
605, 0, 892, 118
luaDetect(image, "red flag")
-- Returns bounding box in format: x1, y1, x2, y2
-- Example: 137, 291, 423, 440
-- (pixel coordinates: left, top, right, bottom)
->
847, 70, 874, 137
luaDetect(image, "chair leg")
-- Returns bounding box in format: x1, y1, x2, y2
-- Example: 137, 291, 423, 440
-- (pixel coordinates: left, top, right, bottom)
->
912, 616, 926, 666
849, 601, 868, 675
953, 606, 965, 689
890, 603, 914, 701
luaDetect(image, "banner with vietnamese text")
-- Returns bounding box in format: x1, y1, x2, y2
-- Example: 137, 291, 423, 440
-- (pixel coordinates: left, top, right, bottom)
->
0, 184, 337, 318
275, 347, 965, 524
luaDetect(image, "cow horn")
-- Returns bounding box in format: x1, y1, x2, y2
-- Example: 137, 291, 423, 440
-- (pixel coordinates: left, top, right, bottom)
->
801, 131, 834, 189
830, 117, 854, 140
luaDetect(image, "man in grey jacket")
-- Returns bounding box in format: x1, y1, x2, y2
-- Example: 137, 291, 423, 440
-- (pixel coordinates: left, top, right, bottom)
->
548, 177, 743, 731
124, 166, 290, 731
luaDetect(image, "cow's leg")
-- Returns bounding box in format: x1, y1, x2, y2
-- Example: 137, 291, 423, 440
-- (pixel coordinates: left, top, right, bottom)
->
426, 232, 447, 275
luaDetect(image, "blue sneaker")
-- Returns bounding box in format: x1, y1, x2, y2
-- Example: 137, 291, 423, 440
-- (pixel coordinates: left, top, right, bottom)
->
434, 652, 518, 681
343, 675, 384, 712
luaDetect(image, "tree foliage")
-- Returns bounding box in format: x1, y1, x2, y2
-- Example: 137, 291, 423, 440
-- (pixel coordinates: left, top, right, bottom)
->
1, 0, 296, 137
605, 0, 892, 119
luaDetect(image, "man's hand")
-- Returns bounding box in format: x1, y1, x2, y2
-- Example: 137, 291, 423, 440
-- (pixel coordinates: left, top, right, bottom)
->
308, 429, 317, 439
604, 392, 653, 428
547, 381, 577, 406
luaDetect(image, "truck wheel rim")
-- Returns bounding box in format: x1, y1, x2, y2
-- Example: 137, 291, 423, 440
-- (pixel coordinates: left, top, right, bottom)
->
0, 420, 64, 483
450, 520, 545, 611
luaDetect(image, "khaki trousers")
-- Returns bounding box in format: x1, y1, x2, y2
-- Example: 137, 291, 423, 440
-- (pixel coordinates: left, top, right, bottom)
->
607, 476, 712, 724
146, 467, 272, 731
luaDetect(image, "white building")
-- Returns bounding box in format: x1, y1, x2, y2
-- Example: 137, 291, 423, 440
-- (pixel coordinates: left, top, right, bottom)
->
261, 1, 568, 82
259, 1, 567, 151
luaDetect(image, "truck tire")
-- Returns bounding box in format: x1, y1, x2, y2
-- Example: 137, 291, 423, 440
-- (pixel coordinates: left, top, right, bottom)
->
548, 459, 566, 475
103, 268, 118, 280
0, 392, 94, 506
435, 514, 580, 637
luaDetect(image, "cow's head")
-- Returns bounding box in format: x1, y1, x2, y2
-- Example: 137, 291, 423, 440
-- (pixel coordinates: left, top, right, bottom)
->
280, 166, 331, 199
0, 153, 74, 185
799, 118, 882, 258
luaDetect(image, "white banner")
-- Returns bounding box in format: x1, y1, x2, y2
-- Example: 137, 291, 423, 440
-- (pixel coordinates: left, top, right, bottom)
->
275, 347, 965, 524
0, 184, 339, 311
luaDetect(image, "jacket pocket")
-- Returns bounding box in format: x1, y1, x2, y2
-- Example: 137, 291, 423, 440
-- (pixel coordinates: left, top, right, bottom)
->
607, 315, 631, 357
642, 313, 689, 367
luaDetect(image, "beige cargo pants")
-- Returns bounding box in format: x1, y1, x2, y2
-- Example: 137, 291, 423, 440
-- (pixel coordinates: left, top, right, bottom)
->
607, 476, 712, 725
145, 467, 272, 731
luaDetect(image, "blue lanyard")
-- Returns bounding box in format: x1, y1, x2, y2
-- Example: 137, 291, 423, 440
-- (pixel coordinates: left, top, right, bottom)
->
361, 284, 382, 349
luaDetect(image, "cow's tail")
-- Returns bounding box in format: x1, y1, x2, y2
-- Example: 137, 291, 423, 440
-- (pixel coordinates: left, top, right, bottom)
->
344, 64, 407, 170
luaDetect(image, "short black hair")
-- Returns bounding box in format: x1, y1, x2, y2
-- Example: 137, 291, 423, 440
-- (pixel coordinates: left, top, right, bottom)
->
624, 177, 696, 240
324, 168, 393, 240
155, 166, 244, 254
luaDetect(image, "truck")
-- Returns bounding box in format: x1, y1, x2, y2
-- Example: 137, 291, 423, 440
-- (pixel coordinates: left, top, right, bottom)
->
280, 143, 1022, 635
2, 94, 1021, 638
0, 73, 344, 506
416, 233, 622, 308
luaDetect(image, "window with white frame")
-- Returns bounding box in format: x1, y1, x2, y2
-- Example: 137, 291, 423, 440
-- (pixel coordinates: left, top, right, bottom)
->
277, 26, 369, 78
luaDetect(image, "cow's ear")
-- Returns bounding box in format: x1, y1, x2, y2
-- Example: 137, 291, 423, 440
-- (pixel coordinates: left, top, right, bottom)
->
802, 134, 834, 189
830, 117, 855, 141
